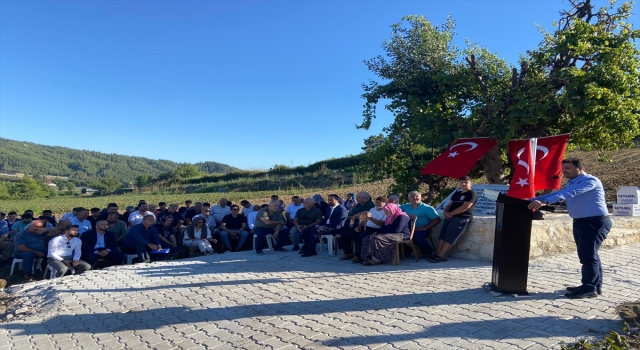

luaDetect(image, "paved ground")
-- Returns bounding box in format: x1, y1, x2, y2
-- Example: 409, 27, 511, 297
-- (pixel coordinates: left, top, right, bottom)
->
0, 242, 638, 350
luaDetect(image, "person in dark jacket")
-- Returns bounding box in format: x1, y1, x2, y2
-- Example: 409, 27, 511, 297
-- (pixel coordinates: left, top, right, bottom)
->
80, 220, 124, 267
360, 203, 411, 265
121, 215, 162, 263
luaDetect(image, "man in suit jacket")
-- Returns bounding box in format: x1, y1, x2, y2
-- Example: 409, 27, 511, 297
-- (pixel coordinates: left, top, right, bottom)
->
80, 220, 124, 267
300, 194, 348, 257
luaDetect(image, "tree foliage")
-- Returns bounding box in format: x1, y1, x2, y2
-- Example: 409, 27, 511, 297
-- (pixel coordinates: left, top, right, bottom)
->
10, 176, 51, 200
92, 177, 121, 195
359, 0, 640, 199
173, 164, 202, 179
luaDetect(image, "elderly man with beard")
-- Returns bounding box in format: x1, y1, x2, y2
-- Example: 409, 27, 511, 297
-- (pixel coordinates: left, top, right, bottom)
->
338, 191, 375, 260
290, 197, 323, 252
81, 220, 124, 268
253, 201, 289, 255
342, 196, 388, 263
48, 225, 91, 277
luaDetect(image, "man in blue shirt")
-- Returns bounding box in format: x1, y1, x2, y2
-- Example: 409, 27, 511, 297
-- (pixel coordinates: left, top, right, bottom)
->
400, 191, 442, 258
528, 158, 611, 299
13, 219, 47, 281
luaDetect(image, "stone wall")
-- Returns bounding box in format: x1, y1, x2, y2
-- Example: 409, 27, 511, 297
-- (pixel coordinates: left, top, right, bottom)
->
430, 214, 640, 261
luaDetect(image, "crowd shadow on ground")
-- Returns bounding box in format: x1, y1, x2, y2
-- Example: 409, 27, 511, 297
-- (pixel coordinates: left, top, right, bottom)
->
1, 285, 588, 339
129, 249, 493, 277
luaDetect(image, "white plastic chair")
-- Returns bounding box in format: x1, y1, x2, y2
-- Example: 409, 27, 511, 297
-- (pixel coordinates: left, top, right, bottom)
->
10, 258, 43, 275
44, 265, 58, 279
319, 235, 338, 255
253, 234, 275, 251
124, 252, 150, 265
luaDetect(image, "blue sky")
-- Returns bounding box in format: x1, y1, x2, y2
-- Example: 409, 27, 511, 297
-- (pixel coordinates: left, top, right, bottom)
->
0, 0, 631, 170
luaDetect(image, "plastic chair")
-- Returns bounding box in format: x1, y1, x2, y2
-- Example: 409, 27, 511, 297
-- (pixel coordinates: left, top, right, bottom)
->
393, 219, 420, 265
44, 265, 58, 279
319, 235, 338, 255
10, 258, 43, 275
124, 252, 150, 265
253, 234, 274, 251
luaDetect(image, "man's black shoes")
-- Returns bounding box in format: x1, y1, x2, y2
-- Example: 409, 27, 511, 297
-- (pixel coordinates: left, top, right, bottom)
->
301, 251, 317, 257
566, 285, 602, 295
273, 247, 288, 252
565, 290, 598, 299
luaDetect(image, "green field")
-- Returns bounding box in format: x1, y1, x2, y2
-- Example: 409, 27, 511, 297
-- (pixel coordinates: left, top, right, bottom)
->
0, 179, 394, 216
0, 190, 303, 216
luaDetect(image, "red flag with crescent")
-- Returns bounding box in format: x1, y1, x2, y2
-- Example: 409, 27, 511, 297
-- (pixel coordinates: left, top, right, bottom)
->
420, 138, 498, 179
507, 138, 536, 199
508, 134, 569, 191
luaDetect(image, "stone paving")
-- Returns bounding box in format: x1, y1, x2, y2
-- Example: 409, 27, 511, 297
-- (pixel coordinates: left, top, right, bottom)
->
0, 242, 639, 350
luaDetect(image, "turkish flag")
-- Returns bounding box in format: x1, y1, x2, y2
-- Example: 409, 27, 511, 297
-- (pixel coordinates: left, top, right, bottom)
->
507, 138, 536, 199
509, 134, 569, 191
420, 138, 498, 179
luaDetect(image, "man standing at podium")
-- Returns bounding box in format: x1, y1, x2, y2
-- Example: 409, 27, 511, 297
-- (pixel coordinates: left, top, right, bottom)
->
528, 158, 611, 299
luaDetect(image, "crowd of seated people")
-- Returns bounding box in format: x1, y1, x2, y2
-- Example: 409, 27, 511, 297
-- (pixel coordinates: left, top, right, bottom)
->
0, 177, 478, 282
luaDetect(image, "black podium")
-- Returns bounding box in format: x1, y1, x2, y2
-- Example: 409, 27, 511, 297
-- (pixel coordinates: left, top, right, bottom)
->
491, 193, 553, 294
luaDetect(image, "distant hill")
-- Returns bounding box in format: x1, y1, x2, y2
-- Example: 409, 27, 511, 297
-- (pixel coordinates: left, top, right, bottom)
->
0, 138, 237, 186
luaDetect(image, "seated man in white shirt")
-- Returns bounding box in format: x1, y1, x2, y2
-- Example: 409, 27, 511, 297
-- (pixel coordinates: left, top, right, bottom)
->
69, 207, 92, 235
285, 196, 304, 228
47, 225, 91, 277
211, 198, 232, 226
246, 205, 262, 231
60, 208, 80, 222
128, 202, 155, 227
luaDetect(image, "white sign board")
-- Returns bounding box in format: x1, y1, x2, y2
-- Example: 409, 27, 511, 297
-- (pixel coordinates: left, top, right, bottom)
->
617, 186, 640, 204
613, 203, 640, 216
435, 184, 510, 216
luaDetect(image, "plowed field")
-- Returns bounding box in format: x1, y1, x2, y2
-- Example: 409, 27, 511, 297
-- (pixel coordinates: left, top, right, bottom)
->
568, 148, 640, 202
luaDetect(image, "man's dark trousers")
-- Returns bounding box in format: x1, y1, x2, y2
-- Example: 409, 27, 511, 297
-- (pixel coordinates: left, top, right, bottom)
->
82, 250, 125, 267
340, 225, 372, 256
573, 217, 612, 293
412, 229, 435, 256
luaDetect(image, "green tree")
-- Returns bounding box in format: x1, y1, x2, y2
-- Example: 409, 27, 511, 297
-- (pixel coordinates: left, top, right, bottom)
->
92, 177, 121, 195
359, 0, 640, 199
173, 164, 201, 179
135, 174, 154, 189
11, 176, 48, 199
0, 182, 10, 200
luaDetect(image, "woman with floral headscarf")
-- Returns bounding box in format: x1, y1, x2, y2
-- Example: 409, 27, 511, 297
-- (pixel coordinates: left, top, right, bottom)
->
182, 217, 216, 255
360, 203, 411, 265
